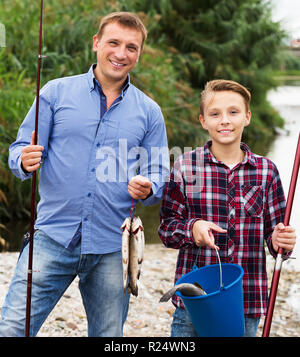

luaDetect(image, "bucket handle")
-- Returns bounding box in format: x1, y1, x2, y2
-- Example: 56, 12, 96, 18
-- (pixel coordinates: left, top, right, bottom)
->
215, 246, 224, 290
193, 245, 224, 291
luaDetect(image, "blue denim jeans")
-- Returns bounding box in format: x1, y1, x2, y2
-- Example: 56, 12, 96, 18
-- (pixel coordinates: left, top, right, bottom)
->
171, 307, 260, 337
0, 230, 130, 337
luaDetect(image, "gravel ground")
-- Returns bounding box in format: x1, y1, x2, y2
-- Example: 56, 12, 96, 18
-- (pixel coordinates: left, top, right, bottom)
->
0, 244, 299, 337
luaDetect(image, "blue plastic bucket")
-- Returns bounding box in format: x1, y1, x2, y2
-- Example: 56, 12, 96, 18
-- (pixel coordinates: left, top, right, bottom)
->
176, 262, 244, 337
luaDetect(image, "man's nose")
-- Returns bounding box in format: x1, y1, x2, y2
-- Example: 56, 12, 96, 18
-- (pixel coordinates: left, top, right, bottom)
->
114, 45, 127, 59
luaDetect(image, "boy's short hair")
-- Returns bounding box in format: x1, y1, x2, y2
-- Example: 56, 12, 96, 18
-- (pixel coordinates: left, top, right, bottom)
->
96, 12, 148, 49
200, 79, 251, 115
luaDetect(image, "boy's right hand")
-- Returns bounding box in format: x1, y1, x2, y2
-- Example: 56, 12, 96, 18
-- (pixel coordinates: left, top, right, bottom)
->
20, 131, 44, 173
192, 220, 227, 250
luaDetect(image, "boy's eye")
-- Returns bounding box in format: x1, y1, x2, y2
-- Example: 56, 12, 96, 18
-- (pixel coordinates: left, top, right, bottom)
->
109, 41, 118, 46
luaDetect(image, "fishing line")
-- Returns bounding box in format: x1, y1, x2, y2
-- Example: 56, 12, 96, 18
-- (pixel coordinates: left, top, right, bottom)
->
129, 197, 135, 218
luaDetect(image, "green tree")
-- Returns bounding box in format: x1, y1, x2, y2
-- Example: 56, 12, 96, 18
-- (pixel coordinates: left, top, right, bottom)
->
0, 0, 288, 228
121, 0, 286, 148
0, 0, 203, 226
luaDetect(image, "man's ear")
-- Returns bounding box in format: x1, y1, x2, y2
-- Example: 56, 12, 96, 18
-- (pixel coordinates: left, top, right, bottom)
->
92, 34, 99, 52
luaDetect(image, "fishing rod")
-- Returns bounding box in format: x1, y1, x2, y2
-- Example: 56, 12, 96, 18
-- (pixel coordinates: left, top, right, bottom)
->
262, 132, 300, 337
25, 0, 45, 337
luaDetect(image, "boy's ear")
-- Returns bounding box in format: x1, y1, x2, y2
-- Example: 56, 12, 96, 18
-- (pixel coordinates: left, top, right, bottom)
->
199, 114, 208, 130
244, 111, 251, 127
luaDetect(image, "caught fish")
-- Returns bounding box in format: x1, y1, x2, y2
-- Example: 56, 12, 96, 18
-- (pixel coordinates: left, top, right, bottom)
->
121, 217, 132, 292
159, 282, 206, 302
121, 215, 145, 297
128, 216, 145, 297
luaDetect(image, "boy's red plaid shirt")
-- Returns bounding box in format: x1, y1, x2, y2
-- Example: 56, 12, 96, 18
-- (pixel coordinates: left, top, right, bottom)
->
159, 141, 289, 317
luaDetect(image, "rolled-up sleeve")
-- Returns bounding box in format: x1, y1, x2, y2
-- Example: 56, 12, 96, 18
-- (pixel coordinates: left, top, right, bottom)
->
8, 82, 54, 181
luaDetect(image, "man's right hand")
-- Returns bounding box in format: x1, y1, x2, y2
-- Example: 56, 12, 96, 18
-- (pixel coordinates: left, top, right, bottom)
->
20, 131, 44, 173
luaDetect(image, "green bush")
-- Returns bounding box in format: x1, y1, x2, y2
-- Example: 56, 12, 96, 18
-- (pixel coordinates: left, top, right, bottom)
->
0, 0, 288, 224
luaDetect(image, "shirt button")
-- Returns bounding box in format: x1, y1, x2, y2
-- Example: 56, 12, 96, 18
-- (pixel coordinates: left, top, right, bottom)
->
91, 168, 95, 172
96, 143, 100, 147
87, 193, 91, 197
84, 217, 88, 222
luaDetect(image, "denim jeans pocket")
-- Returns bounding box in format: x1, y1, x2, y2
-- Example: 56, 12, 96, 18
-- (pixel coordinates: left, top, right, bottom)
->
18, 229, 40, 260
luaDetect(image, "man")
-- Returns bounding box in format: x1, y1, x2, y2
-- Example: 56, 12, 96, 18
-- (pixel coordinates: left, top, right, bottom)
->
0, 12, 169, 337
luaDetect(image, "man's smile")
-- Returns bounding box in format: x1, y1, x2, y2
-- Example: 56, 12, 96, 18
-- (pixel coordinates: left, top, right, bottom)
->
109, 59, 126, 68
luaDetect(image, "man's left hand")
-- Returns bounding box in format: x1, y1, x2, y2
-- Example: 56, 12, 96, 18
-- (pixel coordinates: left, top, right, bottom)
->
128, 175, 152, 200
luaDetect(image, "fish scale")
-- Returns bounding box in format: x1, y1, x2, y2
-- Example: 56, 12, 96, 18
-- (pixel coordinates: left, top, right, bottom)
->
121, 216, 145, 297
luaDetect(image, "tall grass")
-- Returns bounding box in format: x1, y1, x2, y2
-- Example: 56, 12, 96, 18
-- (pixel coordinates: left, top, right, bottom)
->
0, 0, 288, 238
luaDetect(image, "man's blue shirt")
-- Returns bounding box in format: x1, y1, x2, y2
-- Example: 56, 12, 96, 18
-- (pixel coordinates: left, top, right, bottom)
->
9, 64, 169, 254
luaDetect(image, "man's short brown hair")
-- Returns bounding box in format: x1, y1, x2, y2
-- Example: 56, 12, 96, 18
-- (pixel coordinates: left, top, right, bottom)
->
96, 12, 148, 49
200, 79, 251, 115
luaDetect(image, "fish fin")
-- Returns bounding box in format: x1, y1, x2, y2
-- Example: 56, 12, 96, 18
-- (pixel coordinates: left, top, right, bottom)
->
193, 282, 204, 290
130, 285, 138, 297
193, 281, 207, 294
127, 283, 138, 297
121, 217, 132, 230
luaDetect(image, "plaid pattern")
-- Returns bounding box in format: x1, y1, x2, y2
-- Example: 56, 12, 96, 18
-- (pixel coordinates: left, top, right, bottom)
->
158, 141, 287, 317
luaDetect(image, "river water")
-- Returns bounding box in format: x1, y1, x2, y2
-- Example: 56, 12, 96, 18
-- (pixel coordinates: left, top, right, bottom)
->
267, 86, 300, 271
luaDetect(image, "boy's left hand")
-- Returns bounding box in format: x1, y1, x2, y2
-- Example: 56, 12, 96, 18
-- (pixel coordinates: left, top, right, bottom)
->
271, 223, 296, 252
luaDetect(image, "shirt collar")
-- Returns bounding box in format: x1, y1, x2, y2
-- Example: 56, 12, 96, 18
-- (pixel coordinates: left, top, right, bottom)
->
87, 64, 130, 96
203, 140, 258, 167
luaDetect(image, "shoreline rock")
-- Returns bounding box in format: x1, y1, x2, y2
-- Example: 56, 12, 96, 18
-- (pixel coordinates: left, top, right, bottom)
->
0, 244, 299, 337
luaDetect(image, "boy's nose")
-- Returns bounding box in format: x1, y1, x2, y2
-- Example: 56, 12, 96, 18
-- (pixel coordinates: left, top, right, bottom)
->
220, 114, 230, 124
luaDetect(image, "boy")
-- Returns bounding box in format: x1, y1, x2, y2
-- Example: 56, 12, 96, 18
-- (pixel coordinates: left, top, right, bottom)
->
158, 79, 296, 337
